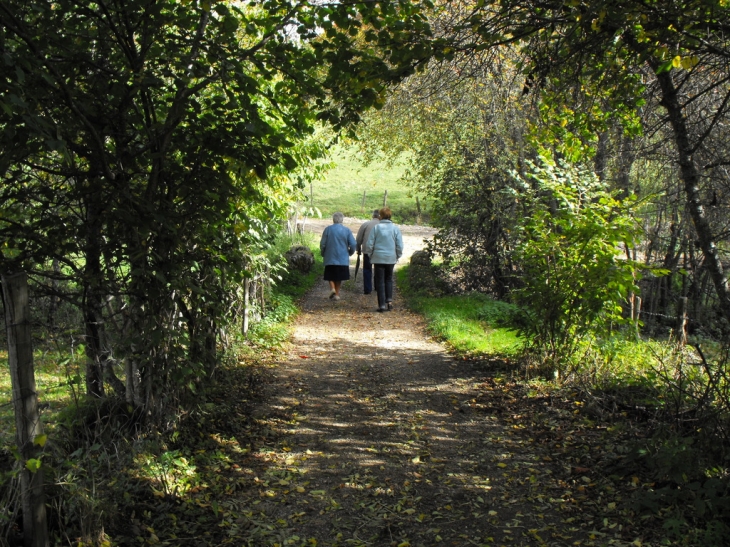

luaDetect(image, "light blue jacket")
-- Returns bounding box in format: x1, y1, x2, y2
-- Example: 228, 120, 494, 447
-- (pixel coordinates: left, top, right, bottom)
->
320, 223, 356, 266
363, 220, 403, 265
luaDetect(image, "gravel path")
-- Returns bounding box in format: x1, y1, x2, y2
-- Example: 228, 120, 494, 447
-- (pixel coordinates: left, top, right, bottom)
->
227, 219, 649, 547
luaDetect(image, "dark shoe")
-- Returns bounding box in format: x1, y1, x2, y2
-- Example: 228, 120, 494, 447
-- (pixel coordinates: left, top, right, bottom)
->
387, 302, 393, 311
377, 306, 387, 313
364, 291, 371, 295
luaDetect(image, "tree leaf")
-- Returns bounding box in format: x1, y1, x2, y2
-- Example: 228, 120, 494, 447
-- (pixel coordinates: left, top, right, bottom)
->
25, 458, 42, 473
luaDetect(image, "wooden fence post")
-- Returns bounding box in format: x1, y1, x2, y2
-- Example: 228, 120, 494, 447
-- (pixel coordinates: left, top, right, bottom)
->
242, 278, 251, 335
676, 296, 688, 345
416, 196, 422, 224
1, 271, 49, 547
382, 190, 388, 207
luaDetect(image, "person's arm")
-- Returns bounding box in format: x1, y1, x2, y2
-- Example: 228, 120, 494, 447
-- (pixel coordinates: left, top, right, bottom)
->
320, 227, 328, 257
347, 230, 357, 256
395, 227, 404, 260
355, 223, 366, 254
364, 226, 376, 256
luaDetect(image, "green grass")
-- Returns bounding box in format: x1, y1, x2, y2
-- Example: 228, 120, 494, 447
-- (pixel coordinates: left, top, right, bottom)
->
0, 346, 84, 446
311, 145, 431, 224
396, 267, 523, 357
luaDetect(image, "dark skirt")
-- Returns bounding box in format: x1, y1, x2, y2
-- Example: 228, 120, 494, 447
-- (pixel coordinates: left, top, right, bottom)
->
324, 265, 350, 282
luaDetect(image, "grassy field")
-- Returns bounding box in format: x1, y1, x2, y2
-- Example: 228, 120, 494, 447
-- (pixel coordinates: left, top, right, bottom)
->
309, 145, 431, 225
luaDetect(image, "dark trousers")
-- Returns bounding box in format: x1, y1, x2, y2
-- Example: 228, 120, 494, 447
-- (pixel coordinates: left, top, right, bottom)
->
363, 254, 373, 294
373, 263, 395, 308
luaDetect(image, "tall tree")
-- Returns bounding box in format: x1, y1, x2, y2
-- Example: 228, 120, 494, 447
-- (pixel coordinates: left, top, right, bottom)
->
461, 0, 730, 321
0, 0, 438, 408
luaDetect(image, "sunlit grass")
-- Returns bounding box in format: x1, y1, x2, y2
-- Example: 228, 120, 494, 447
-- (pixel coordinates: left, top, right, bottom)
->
416, 296, 523, 357
314, 145, 431, 224
395, 267, 524, 357
0, 346, 84, 446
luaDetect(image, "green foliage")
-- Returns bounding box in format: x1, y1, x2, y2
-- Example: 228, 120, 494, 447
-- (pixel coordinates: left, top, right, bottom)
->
270, 234, 324, 301
398, 267, 522, 357
512, 158, 643, 376
632, 436, 730, 547
135, 449, 199, 498
356, 52, 528, 294
475, 300, 525, 329
0, 0, 440, 409
578, 337, 665, 390
246, 294, 298, 348
239, 233, 323, 349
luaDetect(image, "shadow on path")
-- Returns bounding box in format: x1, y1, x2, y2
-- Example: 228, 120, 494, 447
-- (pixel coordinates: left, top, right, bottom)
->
219, 264, 642, 547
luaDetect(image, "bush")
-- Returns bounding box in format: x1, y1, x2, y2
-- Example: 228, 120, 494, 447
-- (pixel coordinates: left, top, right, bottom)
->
407, 250, 448, 296
475, 299, 523, 328
512, 158, 643, 377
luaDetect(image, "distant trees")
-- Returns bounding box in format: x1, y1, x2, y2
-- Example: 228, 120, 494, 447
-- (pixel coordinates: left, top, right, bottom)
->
356, 46, 530, 296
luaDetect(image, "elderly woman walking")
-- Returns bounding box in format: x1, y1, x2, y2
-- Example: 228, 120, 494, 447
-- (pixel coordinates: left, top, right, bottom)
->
320, 212, 357, 300
364, 207, 404, 312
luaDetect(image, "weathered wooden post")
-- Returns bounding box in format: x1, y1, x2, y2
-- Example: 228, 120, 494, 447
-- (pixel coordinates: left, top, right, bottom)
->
1, 271, 49, 547
416, 196, 422, 225
675, 296, 688, 345
382, 190, 388, 207
242, 278, 251, 335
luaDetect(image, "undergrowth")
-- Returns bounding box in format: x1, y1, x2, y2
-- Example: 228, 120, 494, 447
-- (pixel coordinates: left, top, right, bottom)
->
1, 233, 323, 546
396, 266, 522, 357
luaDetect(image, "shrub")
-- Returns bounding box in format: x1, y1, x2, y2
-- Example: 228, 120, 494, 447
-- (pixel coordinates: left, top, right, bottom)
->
512, 158, 644, 377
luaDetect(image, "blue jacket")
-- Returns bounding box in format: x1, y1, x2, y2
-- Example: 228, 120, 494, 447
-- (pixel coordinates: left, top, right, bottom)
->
363, 220, 403, 265
320, 223, 356, 266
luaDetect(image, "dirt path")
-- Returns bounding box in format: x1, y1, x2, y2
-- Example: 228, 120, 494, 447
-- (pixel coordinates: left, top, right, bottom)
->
228, 219, 648, 547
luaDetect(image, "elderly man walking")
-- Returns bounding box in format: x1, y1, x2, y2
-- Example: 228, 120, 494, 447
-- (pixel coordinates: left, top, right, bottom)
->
355, 209, 381, 295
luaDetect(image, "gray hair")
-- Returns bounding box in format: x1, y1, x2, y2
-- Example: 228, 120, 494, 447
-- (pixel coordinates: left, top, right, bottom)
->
332, 212, 344, 224
372, 209, 380, 218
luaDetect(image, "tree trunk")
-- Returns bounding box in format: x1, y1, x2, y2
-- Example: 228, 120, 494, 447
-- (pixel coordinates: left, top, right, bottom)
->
594, 130, 609, 181
656, 70, 730, 323
243, 278, 250, 335
46, 259, 60, 329
616, 132, 636, 200
83, 190, 105, 398
1, 272, 49, 547
658, 216, 681, 315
